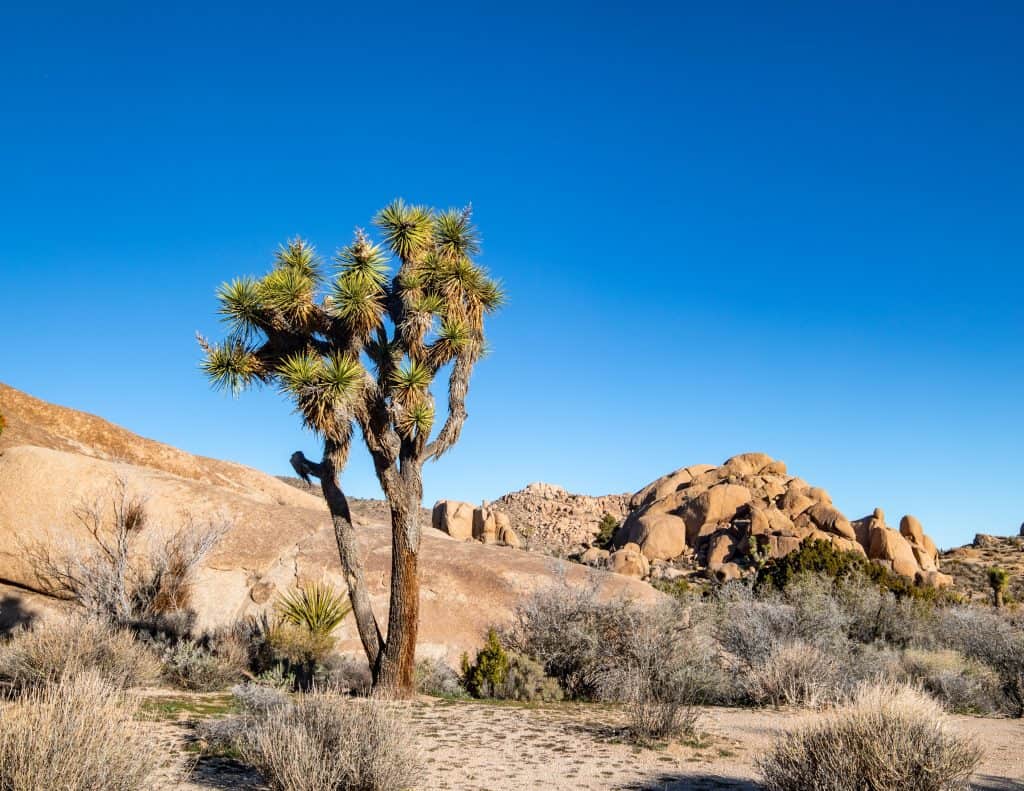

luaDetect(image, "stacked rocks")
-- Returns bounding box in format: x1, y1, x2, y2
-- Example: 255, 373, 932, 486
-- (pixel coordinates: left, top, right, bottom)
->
432, 500, 522, 548
609, 453, 951, 587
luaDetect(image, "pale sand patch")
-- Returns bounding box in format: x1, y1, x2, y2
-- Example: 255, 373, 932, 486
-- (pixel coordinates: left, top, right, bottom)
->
147, 693, 1022, 790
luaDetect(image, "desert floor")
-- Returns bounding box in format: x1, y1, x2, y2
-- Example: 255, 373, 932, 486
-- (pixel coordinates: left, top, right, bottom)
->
143, 690, 1023, 790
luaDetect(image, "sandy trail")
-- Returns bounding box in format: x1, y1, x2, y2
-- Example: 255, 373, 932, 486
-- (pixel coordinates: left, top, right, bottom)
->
148, 693, 1023, 790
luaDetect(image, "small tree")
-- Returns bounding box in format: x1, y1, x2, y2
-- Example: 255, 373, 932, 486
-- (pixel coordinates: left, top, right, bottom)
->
988, 567, 1009, 609
198, 201, 502, 693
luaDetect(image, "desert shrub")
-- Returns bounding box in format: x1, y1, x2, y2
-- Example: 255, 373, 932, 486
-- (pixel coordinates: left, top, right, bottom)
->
0, 671, 165, 790
938, 606, 1024, 716
264, 583, 350, 689
461, 628, 510, 697
505, 581, 636, 699
596, 603, 703, 743
0, 615, 161, 692
317, 653, 373, 694
757, 682, 981, 791
497, 652, 563, 702
23, 482, 228, 629
756, 538, 955, 603
900, 648, 1004, 714
593, 513, 620, 549
743, 640, 844, 708
196, 681, 291, 754
414, 656, 466, 697
236, 691, 420, 791
159, 629, 249, 691
650, 576, 691, 600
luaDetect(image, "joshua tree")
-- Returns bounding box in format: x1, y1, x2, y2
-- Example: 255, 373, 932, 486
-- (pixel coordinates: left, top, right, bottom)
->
198, 200, 501, 693
988, 566, 1009, 609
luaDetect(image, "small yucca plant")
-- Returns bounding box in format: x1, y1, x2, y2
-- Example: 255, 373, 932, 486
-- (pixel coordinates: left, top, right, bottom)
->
276, 582, 352, 636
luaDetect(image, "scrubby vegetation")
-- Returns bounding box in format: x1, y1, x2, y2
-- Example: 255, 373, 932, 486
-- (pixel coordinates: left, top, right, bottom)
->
0, 615, 162, 692
757, 683, 981, 791
461, 628, 562, 702
0, 671, 165, 790
202, 684, 420, 791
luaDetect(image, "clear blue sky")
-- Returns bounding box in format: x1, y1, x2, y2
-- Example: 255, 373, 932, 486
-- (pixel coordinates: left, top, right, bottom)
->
2, 2, 1021, 548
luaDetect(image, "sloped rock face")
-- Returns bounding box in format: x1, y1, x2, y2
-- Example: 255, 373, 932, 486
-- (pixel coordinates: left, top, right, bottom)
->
489, 482, 629, 554
0, 383, 658, 661
613, 452, 950, 586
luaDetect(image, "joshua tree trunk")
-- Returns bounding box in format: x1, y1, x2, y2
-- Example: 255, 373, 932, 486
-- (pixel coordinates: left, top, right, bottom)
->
374, 460, 423, 693
994, 588, 1005, 609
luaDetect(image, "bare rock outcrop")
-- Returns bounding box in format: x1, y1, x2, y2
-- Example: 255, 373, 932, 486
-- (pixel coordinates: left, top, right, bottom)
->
488, 482, 629, 553
431, 501, 523, 548
0, 383, 658, 661
611, 452, 950, 587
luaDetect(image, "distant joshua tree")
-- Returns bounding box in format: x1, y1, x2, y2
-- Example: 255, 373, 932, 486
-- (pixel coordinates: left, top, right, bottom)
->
987, 567, 1009, 609
198, 200, 502, 693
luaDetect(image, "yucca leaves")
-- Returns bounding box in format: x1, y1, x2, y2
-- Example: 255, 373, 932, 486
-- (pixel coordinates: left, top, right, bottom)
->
276, 582, 352, 636
322, 353, 366, 401
434, 207, 480, 259
201, 338, 263, 396
216, 277, 263, 339
259, 266, 316, 327
335, 231, 390, 287
274, 237, 322, 281
329, 274, 384, 337
277, 351, 323, 395
375, 199, 434, 262
390, 360, 431, 406
397, 400, 434, 437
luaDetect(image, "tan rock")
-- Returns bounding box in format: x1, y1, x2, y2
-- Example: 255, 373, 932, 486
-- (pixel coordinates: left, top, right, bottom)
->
706, 531, 735, 567
680, 484, 752, 545
579, 547, 609, 567
899, 515, 925, 546
918, 570, 953, 588
868, 526, 921, 578
608, 543, 649, 579
495, 512, 522, 548
631, 512, 687, 561
722, 452, 774, 476
432, 500, 476, 540
472, 507, 500, 544
807, 504, 856, 541
769, 535, 803, 559
781, 489, 816, 517
710, 562, 742, 582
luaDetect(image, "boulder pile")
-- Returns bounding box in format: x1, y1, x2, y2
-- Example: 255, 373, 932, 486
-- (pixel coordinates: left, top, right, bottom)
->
432, 500, 523, 548
607, 452, 951, 587
483, 482, 629, 553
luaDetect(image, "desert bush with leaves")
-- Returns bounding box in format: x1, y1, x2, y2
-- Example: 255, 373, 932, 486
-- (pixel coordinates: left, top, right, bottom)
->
23, 481, 228, 630
264, 582, 351, 689
0, 671, 166, 791
0, 615, 161, 692
757, 682, 981, 791
158, 628, 250, 691
415, 656, 466, 697
900, 648, 1004, 714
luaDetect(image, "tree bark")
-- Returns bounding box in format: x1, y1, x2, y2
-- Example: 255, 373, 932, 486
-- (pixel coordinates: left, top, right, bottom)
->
373, 466, 422, 694
314, 445, 384, 673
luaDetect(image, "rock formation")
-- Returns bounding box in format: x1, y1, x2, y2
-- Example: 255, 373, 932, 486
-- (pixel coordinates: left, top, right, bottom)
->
611, 452, 951, 587
431, 501, 523, 548
0, 383, 657, 661
487, 482, 629, 554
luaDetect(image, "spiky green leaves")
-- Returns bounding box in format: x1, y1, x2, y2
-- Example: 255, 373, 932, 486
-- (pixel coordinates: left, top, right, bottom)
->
390, 360, 431, 406
329, 274, 384, 338
258, 266, 316, 328
396, 401, 434, 438
375, 199, 434, 262
277, 351, 367, 436
274, 237, 322, 281
276, 582, 352, 636
200, 337, 263, 396
434, 207, 480, 259
335, 231, 390, 287
216, 277, 263, 339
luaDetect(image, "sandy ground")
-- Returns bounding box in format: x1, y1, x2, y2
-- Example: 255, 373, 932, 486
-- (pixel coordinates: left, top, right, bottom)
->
145, 692, 1023, 790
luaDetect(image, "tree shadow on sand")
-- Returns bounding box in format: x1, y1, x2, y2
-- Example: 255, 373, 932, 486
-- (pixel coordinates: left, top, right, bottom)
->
622, 775, 761, 790
969, 776, 1024, 791
0, 594, 36, 637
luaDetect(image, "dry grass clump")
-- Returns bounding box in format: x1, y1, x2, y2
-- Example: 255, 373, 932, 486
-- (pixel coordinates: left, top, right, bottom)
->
900, 648, 1004, 714
0, 671, 164, 790
229, 689, 420, 791
757, 682, 981, 791
744, 640, 844, 708
0, 615, 161, 692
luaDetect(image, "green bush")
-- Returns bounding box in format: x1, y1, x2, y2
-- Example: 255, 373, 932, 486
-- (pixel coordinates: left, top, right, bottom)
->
593, 514, 620, 549
755, 538, 956, 603
461, 629, 509, 697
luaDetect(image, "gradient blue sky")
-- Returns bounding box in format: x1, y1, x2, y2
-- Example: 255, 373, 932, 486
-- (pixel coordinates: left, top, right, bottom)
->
2, 2, 1021, 547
